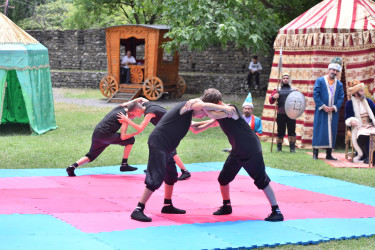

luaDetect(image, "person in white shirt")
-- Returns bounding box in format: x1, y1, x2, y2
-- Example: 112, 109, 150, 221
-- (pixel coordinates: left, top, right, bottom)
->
247, 56, 262, 90
121, 51, 136, 83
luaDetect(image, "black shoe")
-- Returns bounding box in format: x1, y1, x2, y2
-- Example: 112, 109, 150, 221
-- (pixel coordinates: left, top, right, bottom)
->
290, 143, 296, 153
131, 208, 152, 222
364, 157, 369, 164
120, 164, 138, 172
66, 166, 76, 177
161, 205, 186, 214
213, 205, 232, 215
177, 171, 191, 181
265, 211, 284, 222
313, 149, 319, 160
222, 148, 232, 153
326, 155, 337, 161
144, 169, 147, 173
277, 143, 282, 152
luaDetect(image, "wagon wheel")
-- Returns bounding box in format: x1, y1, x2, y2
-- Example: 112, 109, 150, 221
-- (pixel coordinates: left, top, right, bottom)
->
172, 75, 186, 98
130, 67, 143, 84
143, 76, 164, 100
100, 75, 118, 98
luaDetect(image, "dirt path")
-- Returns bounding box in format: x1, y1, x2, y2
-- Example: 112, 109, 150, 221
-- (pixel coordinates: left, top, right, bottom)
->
52, 88, 189, 108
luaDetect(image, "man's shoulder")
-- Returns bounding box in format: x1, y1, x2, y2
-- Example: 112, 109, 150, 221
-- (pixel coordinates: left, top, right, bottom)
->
366, 98, 374, 104
254, 115, 261, 121
336, 79, 344, 86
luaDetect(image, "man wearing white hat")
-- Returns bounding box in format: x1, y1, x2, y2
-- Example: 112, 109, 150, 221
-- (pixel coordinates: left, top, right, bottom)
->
312, 57, 345, 160
242, 93, 262, 136
345, 80, 375, 164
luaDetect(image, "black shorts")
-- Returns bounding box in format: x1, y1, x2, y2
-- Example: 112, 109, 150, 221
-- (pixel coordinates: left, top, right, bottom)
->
85, 133, 135, 162
145, 144, 178, 192
218, 151, 270, 190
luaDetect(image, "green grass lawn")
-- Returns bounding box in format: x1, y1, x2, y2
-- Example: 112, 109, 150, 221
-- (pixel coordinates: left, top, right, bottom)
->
1, 91, 375, 249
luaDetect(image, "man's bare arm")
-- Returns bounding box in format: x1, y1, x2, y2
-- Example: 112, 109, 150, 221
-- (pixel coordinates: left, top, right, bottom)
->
120, 97, 149, 107
117, 112, 155, 132
204, 107, 240, 120
189, 119, 219, 134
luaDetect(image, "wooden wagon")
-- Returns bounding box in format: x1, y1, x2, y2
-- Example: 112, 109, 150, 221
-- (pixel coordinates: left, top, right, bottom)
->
99, 25, 186, 102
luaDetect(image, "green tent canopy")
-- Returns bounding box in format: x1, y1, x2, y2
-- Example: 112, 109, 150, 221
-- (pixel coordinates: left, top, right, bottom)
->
0, 13, 56, 134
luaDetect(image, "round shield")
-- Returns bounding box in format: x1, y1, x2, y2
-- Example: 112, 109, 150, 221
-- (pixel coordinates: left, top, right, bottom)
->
285, 90, 306, 119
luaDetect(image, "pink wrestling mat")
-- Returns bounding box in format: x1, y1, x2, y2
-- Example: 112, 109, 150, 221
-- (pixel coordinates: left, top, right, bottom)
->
305, 152, 374, 168
2, 171, 375, 233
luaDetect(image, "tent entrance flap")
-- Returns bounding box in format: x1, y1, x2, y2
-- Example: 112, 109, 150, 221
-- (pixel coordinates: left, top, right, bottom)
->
1, 70, 28, 124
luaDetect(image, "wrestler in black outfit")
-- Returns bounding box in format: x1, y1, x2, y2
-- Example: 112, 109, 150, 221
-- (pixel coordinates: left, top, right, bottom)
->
66, 106, 136, 177
131, 102, 193, 222
191, 104, 284, 221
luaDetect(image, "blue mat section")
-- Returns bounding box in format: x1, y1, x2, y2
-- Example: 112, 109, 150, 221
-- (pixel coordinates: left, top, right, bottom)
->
0, 214, 112, 250
91, 224, 233, 250
195, 220, 324, 248
90, 218, 375, 249
284, 218, 375, 240
0, 163, 220, 178
2, 214, 375, 249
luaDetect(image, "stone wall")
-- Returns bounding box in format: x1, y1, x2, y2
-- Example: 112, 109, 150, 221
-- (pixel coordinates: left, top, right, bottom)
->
29, 29, 107, 71
50, 70, 107, 88
28, 29, 273, 95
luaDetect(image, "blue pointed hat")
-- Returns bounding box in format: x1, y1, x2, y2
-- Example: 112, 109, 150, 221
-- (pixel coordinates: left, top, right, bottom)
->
242, 92, 254, 108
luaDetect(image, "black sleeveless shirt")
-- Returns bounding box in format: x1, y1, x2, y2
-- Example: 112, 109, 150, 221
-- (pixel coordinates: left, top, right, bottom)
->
93, 106, 127, 138
148, 102, 193, 152
143, 102, 167, 126
217, 105, 262, 159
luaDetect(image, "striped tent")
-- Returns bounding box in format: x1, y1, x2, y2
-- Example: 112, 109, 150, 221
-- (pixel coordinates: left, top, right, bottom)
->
261, 0, 375, 149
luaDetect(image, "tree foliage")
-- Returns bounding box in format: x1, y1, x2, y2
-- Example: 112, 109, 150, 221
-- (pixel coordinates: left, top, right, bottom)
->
3, 0, 46, 24
162, 0, 323, 52
258, 0, 322, 25
17, 0, 74, 31
8, 0, 323, 53
162, 0, 277, 52
73, 0, 164, 24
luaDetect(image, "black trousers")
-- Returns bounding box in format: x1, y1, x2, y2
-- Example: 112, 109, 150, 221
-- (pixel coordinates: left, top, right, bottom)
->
247, 71, 260, 87
218, 151, 270, 190
145, 144, 178, 192
120, 68, 131, 83
358, 135, 369, 158
276, 113, 296, 138
86, 134, 135, 162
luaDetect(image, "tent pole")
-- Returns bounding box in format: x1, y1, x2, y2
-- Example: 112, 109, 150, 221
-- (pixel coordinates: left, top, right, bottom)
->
270, 47, 282, 153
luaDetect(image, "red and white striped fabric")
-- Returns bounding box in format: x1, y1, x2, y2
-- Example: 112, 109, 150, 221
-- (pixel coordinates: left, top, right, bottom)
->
262, 0, 375, 149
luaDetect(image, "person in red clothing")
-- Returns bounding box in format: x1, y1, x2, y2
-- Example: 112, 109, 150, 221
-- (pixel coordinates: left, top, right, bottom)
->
269, 72, 296, 153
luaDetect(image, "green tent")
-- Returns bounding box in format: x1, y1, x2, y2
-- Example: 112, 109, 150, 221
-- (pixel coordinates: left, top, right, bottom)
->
0, 13, 56, 134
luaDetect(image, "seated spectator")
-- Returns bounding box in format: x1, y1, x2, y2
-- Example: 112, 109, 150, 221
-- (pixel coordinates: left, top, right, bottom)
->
345, 80, 375, 164
247, 56, 262, 90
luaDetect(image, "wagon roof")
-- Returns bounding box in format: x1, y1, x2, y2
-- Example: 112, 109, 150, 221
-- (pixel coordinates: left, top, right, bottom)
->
106, 24, 170, 30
